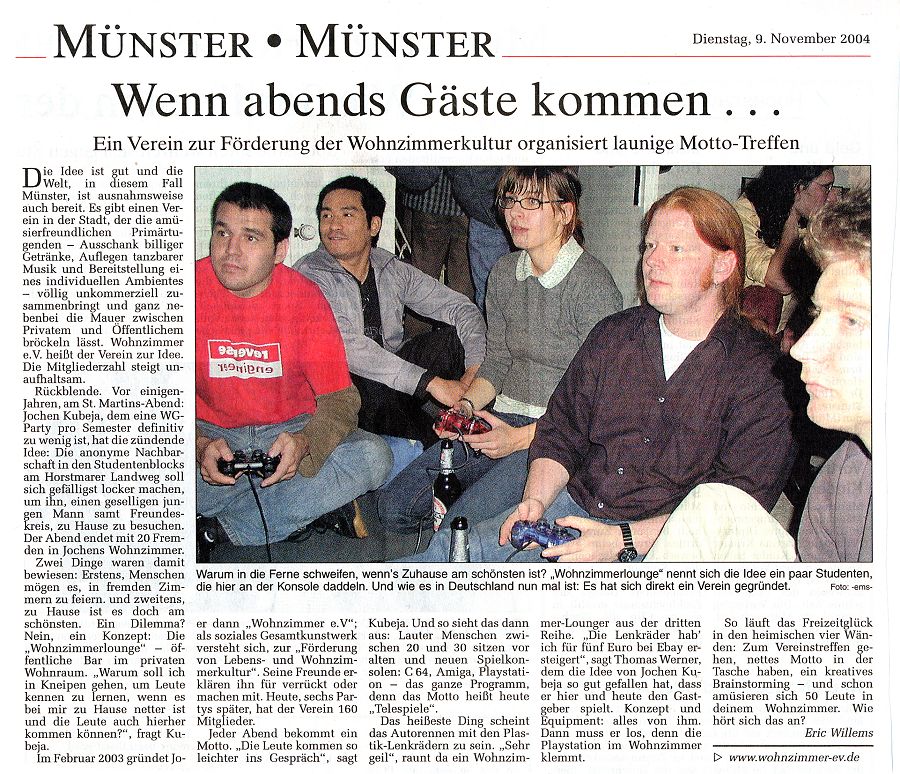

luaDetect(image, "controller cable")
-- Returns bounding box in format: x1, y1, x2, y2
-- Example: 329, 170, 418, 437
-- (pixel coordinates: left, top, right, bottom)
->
505, 547, 526, 562
218, 453, 341, 563
244, 473, 274, 564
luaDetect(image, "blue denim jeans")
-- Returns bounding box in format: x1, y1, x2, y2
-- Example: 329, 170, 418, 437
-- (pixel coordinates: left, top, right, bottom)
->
377, 411, 533, 534
468, 218, 511, 311
405, 486, 596, 563
380, 436, 425, 486
197, 418, 392, 546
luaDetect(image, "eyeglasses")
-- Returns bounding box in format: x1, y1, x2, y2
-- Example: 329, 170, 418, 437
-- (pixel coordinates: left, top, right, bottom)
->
810, 180, 834, 193
497, 195, 564, 211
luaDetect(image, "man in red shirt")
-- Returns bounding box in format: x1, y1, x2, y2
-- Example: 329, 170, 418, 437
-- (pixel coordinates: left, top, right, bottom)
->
196, 182, 392, 551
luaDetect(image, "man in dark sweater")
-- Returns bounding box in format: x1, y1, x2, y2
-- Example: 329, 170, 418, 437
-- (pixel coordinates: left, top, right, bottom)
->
790, 187, 872, 562
411, 187, 797, 563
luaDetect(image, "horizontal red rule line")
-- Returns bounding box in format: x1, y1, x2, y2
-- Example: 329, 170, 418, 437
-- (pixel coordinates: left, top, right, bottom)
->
15, 56, 48, 59
502, 54, 870, 59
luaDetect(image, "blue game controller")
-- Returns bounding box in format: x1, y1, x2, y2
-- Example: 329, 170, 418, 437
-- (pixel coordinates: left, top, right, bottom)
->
509, 520, 577, 551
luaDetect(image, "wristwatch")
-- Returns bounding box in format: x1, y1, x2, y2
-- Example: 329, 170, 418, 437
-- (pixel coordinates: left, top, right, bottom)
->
617, 523, 639, 562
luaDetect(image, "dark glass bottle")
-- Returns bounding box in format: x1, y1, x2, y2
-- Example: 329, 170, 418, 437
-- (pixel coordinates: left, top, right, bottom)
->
432, 440, 461, 531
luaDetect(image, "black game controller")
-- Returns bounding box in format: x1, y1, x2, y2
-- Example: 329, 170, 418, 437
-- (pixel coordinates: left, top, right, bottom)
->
509, 520, 577, 551
217, 449, 281, 478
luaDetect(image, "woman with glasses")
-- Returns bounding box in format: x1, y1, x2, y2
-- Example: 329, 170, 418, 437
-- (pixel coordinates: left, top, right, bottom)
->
378, 167, 622, 543
734, 165, 835, 335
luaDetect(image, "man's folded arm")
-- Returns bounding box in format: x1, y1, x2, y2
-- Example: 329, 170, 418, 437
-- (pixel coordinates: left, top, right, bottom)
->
295, 385, 361, 477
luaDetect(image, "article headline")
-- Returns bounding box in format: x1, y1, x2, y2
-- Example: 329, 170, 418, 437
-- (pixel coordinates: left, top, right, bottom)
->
52, 23, 719, 120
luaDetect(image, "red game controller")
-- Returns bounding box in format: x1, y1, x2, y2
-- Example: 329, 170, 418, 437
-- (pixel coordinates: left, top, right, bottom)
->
434, 408, 492, 437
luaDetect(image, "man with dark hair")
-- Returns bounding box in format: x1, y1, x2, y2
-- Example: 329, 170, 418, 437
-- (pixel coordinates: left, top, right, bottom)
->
211, 180, 294, 245
297, 175, 486, 443
196, 182, 392, 553
411, 187, 796, 562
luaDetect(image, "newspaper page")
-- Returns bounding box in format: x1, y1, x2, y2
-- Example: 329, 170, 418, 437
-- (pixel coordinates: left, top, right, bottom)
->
10, 1, 898, 772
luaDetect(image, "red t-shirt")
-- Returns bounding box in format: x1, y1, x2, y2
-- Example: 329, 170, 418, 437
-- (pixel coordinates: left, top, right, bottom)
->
195, 258, 352, 428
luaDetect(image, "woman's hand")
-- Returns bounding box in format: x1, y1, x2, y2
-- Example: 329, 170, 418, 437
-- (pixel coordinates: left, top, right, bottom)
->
462, 411, 534, 459
450, 397, 476, 418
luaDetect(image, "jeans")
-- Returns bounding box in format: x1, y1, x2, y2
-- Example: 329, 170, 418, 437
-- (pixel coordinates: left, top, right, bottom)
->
380, 436, 425, 486
468, 218, 511, 311
197, 417, 392, 546
377, 411, 533, 534
405, 485, 595, 563
644, 484, 796, 561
